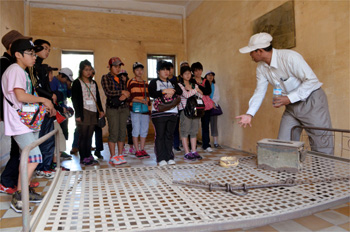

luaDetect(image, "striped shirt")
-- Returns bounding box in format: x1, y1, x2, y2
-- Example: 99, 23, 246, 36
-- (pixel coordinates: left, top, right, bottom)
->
178, 83, 203, 110
127, 78, 150, 111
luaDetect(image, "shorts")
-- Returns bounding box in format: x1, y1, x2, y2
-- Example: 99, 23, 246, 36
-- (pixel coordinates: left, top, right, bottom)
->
179, 110, 199, 138
130, 111, 150, 138
13, 131, 42, 163
106, 107, 130, 143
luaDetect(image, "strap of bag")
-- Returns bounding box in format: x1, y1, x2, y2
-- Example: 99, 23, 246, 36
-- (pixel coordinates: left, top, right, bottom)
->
82, 81, 102, 114
143, 80, 148, 100
4, 77, 35, 108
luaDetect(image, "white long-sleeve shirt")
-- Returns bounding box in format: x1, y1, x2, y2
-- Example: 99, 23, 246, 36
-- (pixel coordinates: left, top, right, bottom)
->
246, 48, 323, 116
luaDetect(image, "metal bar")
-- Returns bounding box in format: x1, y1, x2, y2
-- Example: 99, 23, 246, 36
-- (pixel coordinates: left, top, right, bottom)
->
291, 126, 350, 140
20, 128, 59, 232
291, 126, 350, 156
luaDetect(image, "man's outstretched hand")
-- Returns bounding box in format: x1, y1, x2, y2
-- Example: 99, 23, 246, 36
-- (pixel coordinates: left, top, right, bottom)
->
235, 114, 253, 128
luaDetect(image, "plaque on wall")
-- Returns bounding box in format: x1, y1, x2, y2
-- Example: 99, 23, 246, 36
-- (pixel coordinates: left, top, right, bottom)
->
253, 1, 296, 49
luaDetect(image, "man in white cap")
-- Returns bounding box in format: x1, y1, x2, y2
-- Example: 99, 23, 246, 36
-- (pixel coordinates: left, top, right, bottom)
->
236, 32, 333, 155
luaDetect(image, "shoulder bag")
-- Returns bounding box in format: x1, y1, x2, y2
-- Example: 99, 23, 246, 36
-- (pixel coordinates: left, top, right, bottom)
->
83, 81, 106, 128
199, 79, 214, 111
5, 86, 46, 131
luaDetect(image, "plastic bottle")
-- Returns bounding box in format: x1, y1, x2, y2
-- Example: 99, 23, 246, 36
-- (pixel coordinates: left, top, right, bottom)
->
273, 82, 282, 99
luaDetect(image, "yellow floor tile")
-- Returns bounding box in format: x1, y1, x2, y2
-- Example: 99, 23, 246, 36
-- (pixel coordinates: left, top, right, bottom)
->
293, 215, 333, 231
0, 194, 12, 202
338, 222, 350, 231
334, 206, 350, 217
0, 217, 22, 228
246, 225, 278, 231
0, 209, 7, 218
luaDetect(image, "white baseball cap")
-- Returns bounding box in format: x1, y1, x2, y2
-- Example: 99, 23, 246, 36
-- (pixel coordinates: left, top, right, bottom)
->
239, 32, 273, 53
59, 68, 74, 82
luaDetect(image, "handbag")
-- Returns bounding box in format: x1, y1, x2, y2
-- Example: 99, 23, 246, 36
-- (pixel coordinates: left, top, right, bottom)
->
83, 81, 106, 128
5, 91, 46, 131
154, 95, 181, 112
132, 102, 149, 113
199, 79, 214, 111
107, 96, 122, 108
131, 80, 149, 113
183, 95, 205, 119
210, 104, 223, 116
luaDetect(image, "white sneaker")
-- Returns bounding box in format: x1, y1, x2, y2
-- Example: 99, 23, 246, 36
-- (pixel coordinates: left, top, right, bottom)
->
36, 170, 55, 179
204, 147, 213, 152
109, 156, 122, 165
158, 160, 167, 166
167, 160, 176, 165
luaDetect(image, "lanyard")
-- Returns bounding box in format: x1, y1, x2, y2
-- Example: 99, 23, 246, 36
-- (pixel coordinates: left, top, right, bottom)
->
82, 80, 92, 98
160, 79, 169, 89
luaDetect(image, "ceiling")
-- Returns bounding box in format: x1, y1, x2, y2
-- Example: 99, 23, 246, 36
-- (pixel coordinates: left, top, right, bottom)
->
26, 0, 203, 19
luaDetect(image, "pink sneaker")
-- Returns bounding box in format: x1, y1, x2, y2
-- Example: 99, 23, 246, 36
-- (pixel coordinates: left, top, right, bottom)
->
135, 151, 144, 159
141, 150, 150, 158
129, 147, 136, 155
122, 148, 128, 157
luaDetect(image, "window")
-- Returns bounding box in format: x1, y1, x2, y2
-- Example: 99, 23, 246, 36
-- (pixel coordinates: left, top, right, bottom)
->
61, 50, 94, 148
61, 50, 94, 80
147, 54, 175, 82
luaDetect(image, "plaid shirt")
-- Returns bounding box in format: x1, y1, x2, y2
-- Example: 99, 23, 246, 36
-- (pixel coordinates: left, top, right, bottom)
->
101, 72, 127, 98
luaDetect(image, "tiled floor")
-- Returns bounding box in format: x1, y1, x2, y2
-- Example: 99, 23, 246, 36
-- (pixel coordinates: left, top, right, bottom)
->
0, 141, 349, 231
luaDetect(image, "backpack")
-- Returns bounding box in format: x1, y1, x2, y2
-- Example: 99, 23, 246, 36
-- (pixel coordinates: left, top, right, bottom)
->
184, 95, 205, 119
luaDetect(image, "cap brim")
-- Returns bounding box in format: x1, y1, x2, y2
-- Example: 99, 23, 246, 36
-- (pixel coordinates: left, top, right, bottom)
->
239, 46, 255, 53
133, 65, 144, 70
34, 45, 44, 52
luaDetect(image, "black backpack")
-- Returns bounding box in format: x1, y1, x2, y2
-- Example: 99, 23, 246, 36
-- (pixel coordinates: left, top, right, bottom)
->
184, 95, 205, 119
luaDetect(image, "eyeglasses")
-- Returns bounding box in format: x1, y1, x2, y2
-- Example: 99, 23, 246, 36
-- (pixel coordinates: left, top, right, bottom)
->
23, 51, 37, 57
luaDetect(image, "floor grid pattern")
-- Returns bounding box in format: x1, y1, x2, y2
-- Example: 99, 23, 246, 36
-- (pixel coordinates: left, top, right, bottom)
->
34, 154, 350, 231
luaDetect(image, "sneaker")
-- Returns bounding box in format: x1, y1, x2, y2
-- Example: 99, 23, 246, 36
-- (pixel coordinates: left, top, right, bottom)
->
60, 152, 72, 160
61, 166, 70, 171
204, 147, 213, 152
94, 150, 103, 159
70, 147, 79, 154
11, 191, 23, 213
158, 160, 167, 166
122, 148, 128, 157
184, 152, 196, 161
88, 156, 99, 165
118, 155, 127, 164
168, 160, 176, 165
80, 157, 93, 166
0, 184, 17, 194
141, 150, 150, 158
49, 162, 57, 171
109, 156, 122, 165
129, 147, 136, 155
214, 144, 222, 149
174, 147, 181, 152
192, 151, 203, 160
29, 187, 43, 203
29, 181, 39, 188
36, 170, 55, 179
135, 151, 144, 159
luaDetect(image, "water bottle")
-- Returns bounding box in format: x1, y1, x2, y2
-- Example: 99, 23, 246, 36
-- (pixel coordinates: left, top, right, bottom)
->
273, 82, 282, 106
273, 82, 282, 99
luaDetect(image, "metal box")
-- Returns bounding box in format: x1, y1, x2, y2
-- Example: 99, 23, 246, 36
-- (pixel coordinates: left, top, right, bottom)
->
257, 139, 305, 173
